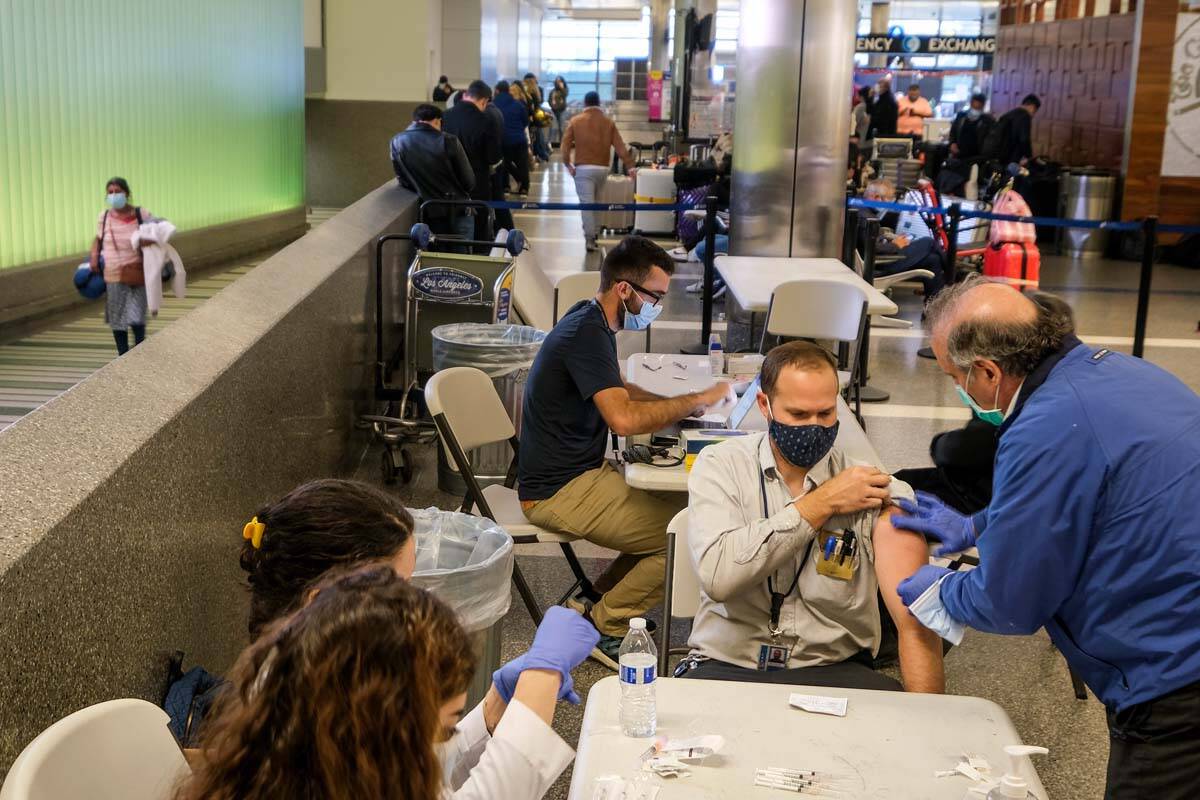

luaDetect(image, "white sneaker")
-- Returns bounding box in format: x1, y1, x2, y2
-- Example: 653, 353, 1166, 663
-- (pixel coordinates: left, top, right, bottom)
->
686, 280, 703, 293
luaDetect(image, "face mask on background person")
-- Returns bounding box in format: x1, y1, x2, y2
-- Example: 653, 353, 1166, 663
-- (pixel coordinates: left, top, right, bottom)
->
106, 192, 127, 210
766, 400, 840, 468
967, 108, 983, 120
621, 292, 662, 332
954, 366, 1006, 426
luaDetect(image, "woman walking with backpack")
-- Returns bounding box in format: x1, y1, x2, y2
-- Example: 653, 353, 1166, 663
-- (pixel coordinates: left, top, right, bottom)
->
88, 177, 154, 355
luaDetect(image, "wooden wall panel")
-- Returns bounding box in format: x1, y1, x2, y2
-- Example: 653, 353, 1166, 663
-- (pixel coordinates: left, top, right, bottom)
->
991, 13, 1135, 171
1122, 0, 1182, 221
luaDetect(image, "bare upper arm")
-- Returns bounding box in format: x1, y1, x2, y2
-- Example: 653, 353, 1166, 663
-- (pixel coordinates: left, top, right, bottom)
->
872, 508, 931, 625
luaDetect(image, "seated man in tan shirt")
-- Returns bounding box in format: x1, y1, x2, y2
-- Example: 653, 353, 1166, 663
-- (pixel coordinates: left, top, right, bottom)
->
681, 341, 944, 692
561, 91, 637, 251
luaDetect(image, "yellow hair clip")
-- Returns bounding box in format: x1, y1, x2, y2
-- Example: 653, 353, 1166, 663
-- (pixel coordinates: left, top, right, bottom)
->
242, 517, 266, 550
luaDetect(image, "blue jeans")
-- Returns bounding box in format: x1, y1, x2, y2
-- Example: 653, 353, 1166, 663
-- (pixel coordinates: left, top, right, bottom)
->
694, 234, 730, 263
532, 127, 551, 161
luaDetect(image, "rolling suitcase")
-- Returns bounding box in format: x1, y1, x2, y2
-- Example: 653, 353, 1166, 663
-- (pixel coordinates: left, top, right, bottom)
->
633, 167, 677, 235
598, 174, 634, 233
983, 241, 1041, 290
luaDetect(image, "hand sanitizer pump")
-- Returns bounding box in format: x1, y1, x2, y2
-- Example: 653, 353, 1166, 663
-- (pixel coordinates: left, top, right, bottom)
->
987, 745, 1049, 799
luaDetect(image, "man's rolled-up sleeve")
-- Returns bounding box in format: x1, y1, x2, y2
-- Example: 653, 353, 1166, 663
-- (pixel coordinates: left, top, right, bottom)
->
687, 448, 816, 603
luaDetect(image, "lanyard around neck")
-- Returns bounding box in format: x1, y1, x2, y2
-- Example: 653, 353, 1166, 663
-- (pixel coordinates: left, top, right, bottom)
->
760, 468, 809, 637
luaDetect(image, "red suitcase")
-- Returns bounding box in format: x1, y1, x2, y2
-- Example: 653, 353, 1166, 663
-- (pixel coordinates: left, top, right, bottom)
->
983, 241, 1040, 290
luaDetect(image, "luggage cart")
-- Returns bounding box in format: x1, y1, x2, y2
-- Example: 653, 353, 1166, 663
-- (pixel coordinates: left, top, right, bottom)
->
363, 222, 527, 484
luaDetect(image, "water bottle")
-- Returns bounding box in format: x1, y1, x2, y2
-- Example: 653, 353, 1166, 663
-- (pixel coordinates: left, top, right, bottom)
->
618, 617, 657, 737
708, 333, 724, 377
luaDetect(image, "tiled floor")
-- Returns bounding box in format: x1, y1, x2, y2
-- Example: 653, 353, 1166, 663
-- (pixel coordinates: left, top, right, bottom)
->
0, 210, 337, 432
360, 156, 1200, 800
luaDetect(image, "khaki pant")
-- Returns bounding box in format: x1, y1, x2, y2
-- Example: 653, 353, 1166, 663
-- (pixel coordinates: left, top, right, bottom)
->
526, 462, 683, 636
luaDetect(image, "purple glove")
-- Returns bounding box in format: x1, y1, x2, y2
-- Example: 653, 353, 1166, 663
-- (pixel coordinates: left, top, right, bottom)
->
492, 607, 599, 704
897, 564, 953, 608
893, 491, 977, 556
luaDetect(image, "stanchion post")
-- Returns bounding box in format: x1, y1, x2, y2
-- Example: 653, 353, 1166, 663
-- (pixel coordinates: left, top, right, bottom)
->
680, 195, 720, 355
858, 216, 879, 389
1132, 216, 1157, 359
842, 208, 860, 268
945, 202, 961, 280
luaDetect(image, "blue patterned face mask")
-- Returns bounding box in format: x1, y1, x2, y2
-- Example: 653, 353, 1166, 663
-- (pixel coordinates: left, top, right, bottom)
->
767, 400, 839, 468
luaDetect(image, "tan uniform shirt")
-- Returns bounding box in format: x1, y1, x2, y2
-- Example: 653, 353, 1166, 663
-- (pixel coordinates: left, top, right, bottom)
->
685, 432, 914, 670
561, 108, 632, 169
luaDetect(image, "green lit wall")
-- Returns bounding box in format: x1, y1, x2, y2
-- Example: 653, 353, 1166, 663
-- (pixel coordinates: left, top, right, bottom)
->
0, 0, 304, 270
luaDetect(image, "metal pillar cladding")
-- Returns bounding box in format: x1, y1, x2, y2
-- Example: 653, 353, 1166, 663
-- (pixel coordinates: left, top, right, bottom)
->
731, 0, 857, 258
650, 0, 672, 74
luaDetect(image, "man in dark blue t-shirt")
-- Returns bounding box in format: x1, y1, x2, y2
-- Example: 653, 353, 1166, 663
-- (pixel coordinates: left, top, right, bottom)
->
518, 236, 731, 664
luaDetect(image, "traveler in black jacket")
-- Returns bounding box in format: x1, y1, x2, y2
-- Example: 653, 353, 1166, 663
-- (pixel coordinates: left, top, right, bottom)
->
949, 93, 994, 161
868, 78, 898, 139
389, 104, 475, 239
443, 80, 504, 239
981, 93, 1040, 168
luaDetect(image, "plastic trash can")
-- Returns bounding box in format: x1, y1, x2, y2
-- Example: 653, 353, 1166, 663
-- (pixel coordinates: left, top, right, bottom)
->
410, 507, 514, 707
431, 323, 547, 493
1060, 169, 1117, 258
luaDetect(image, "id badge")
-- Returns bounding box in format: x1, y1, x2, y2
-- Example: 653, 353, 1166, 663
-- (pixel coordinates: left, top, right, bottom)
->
815, 530, 858, 582
757, 642, 793, 671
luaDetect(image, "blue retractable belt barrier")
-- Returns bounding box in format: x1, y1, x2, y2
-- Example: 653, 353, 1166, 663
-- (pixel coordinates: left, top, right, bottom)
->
483, 197, 1200, 237
484, 200, 694, 212
846, 197, 1145, 232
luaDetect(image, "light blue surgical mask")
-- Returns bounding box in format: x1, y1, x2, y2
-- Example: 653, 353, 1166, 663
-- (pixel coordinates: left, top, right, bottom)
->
967, 108, 983, 120
954, 366, 1005, 426
106, 192, 127, 210
621, 294, 662, 331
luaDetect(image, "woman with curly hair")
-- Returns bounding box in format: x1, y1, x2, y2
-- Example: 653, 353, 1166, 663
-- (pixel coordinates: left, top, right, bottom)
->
176, 565, 597, 799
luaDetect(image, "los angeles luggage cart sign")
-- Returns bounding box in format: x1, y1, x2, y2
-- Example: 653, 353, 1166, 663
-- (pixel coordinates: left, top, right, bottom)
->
413, 267, 484, 303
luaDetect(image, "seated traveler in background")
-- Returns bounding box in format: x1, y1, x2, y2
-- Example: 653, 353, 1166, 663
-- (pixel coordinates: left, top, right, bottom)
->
680, 342, 944, 692
862, 179, 947, 301
89, 177, 155, 355
176, 566, 597, 800
519, 236, 732, 667
389, 104, 475, 240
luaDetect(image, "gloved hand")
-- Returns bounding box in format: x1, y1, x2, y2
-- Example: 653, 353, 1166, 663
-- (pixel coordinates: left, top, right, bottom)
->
893, 491, 977, 556
492, 607, 599, 704
897, 564, 953, 607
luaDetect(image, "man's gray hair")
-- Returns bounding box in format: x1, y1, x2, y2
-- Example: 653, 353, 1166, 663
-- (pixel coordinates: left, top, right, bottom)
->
926, 275, 1075, 377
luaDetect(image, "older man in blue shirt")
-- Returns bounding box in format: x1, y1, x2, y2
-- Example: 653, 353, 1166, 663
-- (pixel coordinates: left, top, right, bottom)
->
893, 276, 1200, 799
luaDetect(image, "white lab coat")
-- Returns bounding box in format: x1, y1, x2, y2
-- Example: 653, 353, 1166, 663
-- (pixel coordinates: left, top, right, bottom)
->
442, 699, 575, 800
131, 220, 186, 314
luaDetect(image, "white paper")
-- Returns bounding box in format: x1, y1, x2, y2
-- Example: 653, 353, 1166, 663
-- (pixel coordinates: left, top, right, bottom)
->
789, 693, 849, 717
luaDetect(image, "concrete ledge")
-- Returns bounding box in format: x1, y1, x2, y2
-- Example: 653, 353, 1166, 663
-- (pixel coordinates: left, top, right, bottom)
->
0, 183, 416, 770
0, 206, 309, 330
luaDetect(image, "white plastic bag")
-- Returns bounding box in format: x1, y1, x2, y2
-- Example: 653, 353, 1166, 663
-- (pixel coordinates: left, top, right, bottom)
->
409, 507, 513, 632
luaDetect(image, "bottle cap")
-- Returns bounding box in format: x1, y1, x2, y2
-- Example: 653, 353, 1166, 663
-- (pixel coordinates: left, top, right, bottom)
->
630, 617, 647, 630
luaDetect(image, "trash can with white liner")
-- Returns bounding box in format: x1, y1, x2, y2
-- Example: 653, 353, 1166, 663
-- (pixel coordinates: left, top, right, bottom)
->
409, 507, 514, 707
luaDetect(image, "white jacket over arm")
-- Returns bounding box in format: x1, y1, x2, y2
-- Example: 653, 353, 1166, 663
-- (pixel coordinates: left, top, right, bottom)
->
131, 220, 187, 314
443, 699, 574, 800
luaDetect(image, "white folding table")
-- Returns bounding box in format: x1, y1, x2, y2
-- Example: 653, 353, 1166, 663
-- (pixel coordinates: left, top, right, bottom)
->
567, 676, 1047, 799
715, 255, 898, 316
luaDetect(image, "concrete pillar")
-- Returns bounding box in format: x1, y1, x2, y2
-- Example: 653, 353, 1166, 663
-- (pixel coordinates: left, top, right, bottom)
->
869, 1, 890, 68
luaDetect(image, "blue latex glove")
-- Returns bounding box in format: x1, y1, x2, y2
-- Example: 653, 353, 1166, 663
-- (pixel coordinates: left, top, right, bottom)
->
897, 564, 953, 607
492, 607, 599, 704
892, 491, 977, 556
